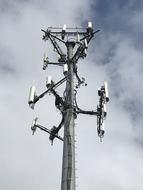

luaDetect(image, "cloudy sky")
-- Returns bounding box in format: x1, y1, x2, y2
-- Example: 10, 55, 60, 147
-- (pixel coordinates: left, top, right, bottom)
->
0, 0, 143, 190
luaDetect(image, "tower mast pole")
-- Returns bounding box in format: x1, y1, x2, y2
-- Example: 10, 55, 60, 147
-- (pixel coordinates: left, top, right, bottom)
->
61, 41, 76, 190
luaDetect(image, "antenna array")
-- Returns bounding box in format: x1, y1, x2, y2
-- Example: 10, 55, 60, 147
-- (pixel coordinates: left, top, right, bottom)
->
28, 22, 109, 190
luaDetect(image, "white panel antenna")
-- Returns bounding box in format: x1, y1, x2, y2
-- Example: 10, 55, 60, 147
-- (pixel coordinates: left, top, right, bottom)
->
46, 76, 52, 87
31, 117, 38, 135
87, 22, 93, 33
99, 123, 105, 141
77, 33, 80, 43
63, 64, 68, 75
43, 52, 46, 61
103, 104, 107, 117
88, 22, 92, 28
63, 24, 66, 31
28, 86, 36, 103
100, 123, 105, 133
62, 24, 66, 40
28, 86, 36, 109
84, 39, 88, 48
104, 81, 109, 102
84, 48, 87, 57
43, 52, 49, 70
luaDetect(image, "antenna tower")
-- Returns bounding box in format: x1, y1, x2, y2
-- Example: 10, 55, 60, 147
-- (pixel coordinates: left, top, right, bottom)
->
28, 22, 109, 190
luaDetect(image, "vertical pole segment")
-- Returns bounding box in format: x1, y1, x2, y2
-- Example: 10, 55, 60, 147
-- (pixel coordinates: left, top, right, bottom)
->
61, 42, 76, 190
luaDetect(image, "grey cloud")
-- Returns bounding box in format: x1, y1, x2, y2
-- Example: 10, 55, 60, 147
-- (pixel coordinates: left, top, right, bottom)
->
0, 0, 50, 19
0, 0, 93, 23
0, 45, 18, 76
0, 0, 20, 18
124, 99, 143, 122
0, 64, 17, 75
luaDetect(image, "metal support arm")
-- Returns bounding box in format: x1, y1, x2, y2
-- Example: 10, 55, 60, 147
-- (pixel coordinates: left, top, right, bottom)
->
34, 124, 64, 142
32, 76, 68, 104
42, 29, 66, 61
76, 109, 97, 115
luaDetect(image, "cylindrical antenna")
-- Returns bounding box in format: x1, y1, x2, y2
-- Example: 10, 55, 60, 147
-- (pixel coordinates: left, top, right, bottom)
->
28, 86, 36, 109
103, 104, 107, 117
31, 117, 38, 135
28, 86, 36, 104
87, 22, 93, 33
99, 123, 105, 137
88, 21, 92, 28
63, 64, 68, 75
104, 81, 109, 102
46, 76, 52, 88
76, 33, 80, 43
62, 24, 66, 40
84, 39, 88, 48
63, 24, 66, 31
84, 48, 87, 57
43, 52, 49, 70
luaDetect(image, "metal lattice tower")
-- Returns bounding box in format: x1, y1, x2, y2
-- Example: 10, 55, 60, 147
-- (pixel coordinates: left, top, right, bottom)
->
28, 22, 109, 190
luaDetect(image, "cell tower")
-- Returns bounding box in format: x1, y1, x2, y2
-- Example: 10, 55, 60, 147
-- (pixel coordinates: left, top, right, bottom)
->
28, 22, 109, 190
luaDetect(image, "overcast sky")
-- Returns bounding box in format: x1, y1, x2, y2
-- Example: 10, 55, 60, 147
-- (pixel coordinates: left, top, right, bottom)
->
0, 0, 143, 190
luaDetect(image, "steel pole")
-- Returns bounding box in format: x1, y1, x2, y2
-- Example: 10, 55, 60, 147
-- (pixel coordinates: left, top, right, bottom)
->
61, 41, 76, 190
